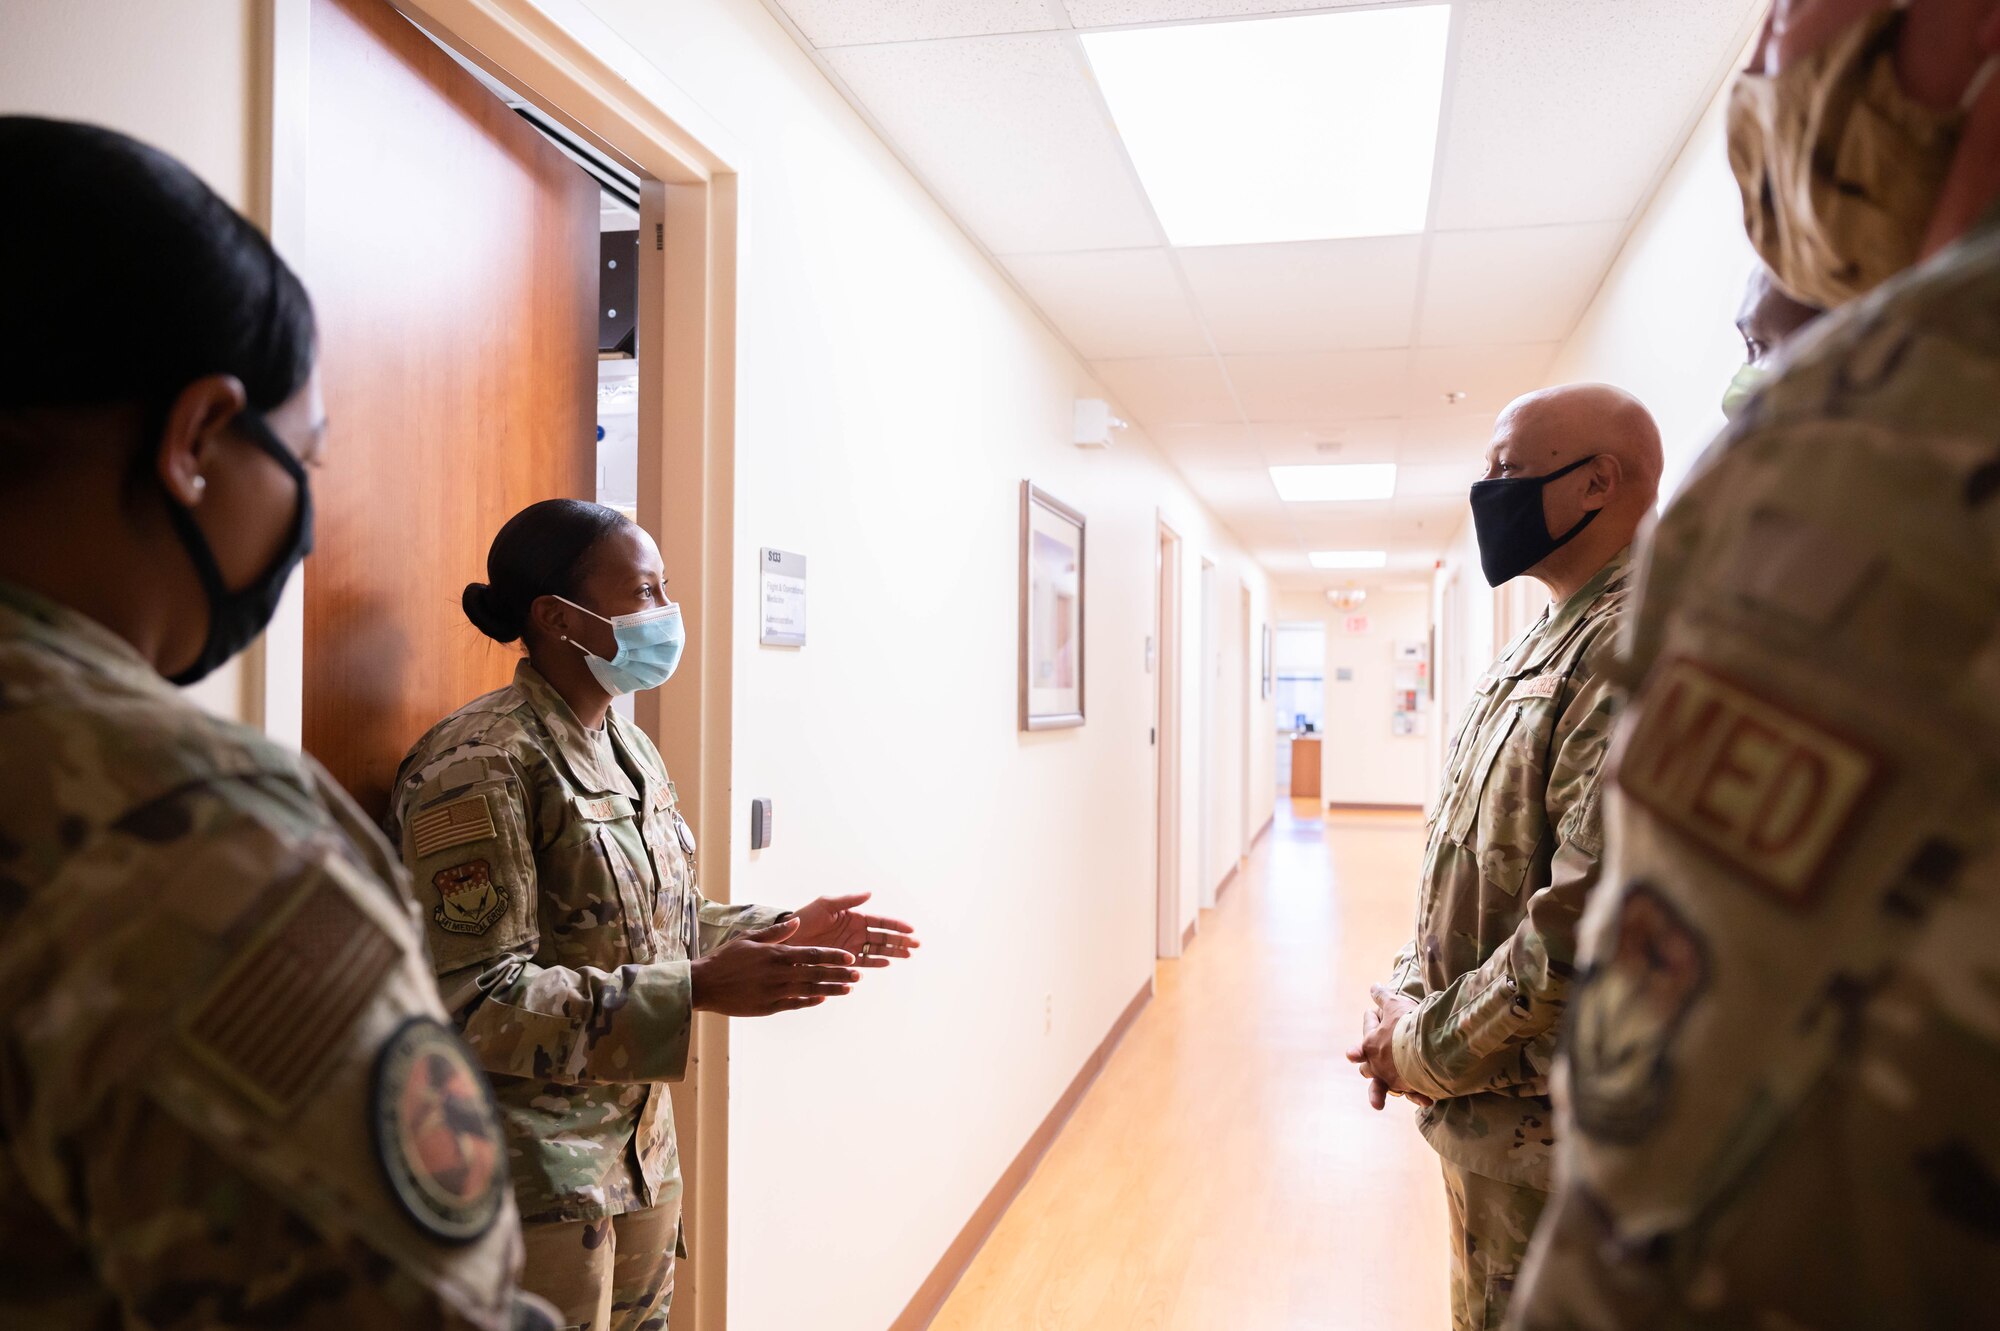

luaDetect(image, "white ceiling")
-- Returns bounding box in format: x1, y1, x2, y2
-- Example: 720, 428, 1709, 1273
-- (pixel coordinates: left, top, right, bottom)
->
761, 0, 1763, 587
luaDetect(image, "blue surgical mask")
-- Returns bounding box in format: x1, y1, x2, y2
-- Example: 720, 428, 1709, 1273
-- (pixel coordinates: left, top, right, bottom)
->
557, 597, 685, 696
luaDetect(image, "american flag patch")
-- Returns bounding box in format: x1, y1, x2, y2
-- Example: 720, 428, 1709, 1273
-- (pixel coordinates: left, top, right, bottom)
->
410, 793, 498, 858
182, 864, 399, 1117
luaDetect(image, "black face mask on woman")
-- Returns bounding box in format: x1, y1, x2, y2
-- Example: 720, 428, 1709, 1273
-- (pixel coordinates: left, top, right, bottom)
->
1468, 454, 1601, 588
162, 409, 314, 686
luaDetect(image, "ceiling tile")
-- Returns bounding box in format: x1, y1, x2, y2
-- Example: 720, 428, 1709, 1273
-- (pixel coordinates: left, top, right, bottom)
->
1093, 356, 1241, 424
1432, 0, 1759, 230
1389, 462, 1475, 500
1063, 0, 1386, 26
1003, 249, 1209, 358
1148, 422, 1263, 470
824, 34, 1162, 254
1248, 419, 1403, 466
1178, 237, 1422, 354
776, 0, 1060, 48
1225, 349, 1411, 422
1399, 415, 1499, 461
1408, 343, 1558, 417
1418, 221, 1623, 347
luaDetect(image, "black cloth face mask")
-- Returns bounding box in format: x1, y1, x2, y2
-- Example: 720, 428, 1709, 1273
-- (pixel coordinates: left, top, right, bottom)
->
1468, 454, 1602, 588
162, 409, 314, 686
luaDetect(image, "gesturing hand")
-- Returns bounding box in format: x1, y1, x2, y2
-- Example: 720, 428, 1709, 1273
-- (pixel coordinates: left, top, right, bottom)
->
1344, 984, 1431, 1112
690, 918, 860, 1017
788, 892, 921, 969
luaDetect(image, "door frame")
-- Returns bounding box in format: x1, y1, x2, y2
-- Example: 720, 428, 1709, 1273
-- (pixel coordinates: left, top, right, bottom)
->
1154, 518, 1183, 959
1239, 580, 1252, 864
257, 4, 744, 1326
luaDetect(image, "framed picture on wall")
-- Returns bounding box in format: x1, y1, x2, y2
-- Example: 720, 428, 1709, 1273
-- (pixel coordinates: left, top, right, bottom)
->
1261, 623, 1274, 699
1019, 481, 1086, 731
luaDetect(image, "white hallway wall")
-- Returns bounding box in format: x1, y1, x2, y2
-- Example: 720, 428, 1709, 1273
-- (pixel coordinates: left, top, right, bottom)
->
0, 0, 261, 724
574, 2, 1274, 1328
4, 1, 1275, 1327
1432, 73, 1758, 746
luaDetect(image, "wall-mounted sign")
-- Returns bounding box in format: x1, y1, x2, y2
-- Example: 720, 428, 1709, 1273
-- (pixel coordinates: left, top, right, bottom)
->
759, 548, 806, 647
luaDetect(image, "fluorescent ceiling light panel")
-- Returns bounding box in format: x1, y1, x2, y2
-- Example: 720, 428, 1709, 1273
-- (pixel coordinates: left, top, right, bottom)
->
1310, 550, 1388, 569
1081, 7, 1451, 247
1270, 463, 1397, 502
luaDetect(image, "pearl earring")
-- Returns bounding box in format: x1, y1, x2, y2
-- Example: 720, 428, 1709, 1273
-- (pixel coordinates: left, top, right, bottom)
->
191, 476, 208, 495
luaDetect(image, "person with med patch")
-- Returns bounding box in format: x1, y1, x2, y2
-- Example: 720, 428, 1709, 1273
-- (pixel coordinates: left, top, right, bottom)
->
385, 499, 920, 1331
1510, 1, 2000, 1326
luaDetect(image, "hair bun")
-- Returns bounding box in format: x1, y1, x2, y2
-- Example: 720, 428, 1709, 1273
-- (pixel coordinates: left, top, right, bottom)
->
461, 581, 522, 644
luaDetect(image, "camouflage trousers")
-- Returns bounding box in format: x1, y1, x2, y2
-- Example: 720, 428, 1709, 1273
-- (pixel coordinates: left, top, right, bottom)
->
1441, 1161, 1549, 1331
522, 1205, 678, 1331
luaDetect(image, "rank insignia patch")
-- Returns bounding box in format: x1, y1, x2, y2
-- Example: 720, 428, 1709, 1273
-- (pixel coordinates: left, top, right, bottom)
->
1569, 884, 1707, 1145
432, 860, 507, 935
371, 1018, 506, 1243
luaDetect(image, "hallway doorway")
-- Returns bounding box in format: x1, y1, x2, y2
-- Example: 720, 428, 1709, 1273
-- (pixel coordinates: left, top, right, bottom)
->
1155, 519, 1184, 959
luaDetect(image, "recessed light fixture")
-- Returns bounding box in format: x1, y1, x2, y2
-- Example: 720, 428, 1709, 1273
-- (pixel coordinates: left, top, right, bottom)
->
1081, 6, 1452, 247
1310, 550, 1388, 570
1270, 463, 1397, 502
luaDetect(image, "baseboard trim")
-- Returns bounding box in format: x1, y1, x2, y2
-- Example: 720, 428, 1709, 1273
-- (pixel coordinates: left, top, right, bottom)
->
1181, 917, 1197, 951
1326, 801, 1425, 813
888, 978, 1154, 1331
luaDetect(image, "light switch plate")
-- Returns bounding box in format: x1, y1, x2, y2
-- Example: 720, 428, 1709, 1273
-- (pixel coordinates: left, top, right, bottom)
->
750, 797, 773, 850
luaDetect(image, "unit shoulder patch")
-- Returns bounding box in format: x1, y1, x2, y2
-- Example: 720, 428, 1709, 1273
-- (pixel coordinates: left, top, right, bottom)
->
409, 792, 498, 859
1568, 883, 1707, 1145
370, 1017, 507, 1243
1616, 657, 1885, 906
431, 860, 508, 936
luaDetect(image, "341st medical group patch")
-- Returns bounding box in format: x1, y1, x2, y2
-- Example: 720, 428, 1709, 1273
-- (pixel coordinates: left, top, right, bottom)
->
1617, 657, 1884, 905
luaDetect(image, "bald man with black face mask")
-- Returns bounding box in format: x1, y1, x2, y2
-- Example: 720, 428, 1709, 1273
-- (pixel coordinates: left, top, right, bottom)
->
1348, 385, 1662, 1331
1512, 3, 2000, 1328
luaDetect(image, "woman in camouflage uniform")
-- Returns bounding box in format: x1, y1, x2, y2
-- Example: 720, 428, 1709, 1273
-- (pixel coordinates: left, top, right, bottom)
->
387, 500, 918, 1331
0, 117, 553, 1331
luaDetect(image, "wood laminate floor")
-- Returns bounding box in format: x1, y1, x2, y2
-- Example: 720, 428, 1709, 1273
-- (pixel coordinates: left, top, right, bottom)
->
931, 801, 1450, 1330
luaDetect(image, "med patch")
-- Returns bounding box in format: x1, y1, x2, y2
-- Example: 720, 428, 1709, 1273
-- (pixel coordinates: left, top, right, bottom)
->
1617, 657, 1883, 906
371, 1017, 507, 1243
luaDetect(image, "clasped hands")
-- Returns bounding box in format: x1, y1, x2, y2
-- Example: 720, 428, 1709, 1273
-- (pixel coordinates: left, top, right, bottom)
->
691, 891, 920, 1017
1344, 983, 1434, 1112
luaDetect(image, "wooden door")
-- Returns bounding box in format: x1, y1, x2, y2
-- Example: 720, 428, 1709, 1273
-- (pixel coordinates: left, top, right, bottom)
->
301, 0, 596, 815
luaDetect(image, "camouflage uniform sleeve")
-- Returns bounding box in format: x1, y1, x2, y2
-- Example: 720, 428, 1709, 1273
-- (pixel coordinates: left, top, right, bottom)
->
395, 753, 697, 1087
1394, 624, 1618, 1102
1385, 939, 1425, 1003
695, 895, 792, 956
3, 786, 553, 1331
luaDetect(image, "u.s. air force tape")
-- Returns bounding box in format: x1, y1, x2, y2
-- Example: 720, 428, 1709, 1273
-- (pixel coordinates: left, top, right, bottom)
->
371, 1017, 508, 1243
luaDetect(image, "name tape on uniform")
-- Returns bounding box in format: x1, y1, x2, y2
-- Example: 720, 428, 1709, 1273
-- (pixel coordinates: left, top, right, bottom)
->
409, 793, 497, 858
1511, 674, 1563, 703
1618, 657, 1883, 905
